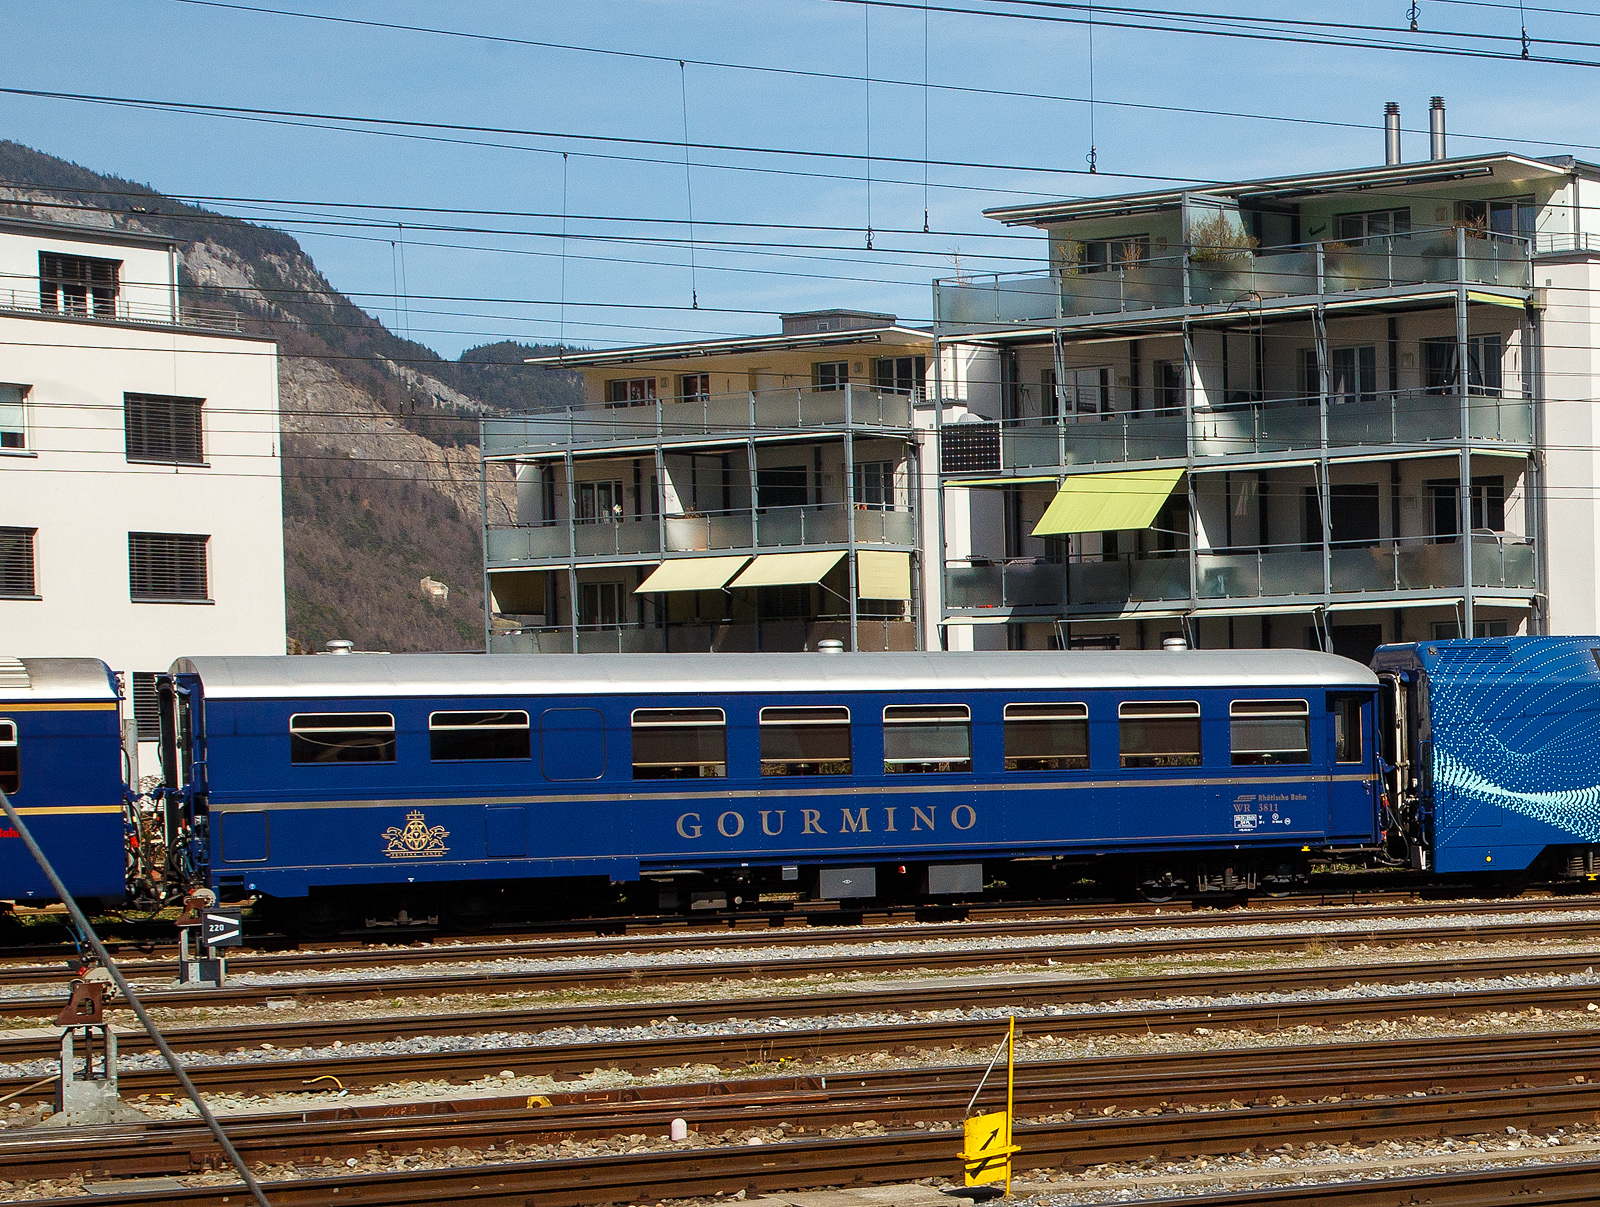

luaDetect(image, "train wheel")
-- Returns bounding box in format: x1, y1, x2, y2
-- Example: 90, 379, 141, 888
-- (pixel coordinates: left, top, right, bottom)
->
1137, 872, 1186, 903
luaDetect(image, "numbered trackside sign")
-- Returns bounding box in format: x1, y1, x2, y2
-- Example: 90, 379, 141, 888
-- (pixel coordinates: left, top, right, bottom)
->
202, 909, 243, 948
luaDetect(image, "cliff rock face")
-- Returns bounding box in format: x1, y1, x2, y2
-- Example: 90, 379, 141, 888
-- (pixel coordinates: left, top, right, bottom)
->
0, 140, 580, 652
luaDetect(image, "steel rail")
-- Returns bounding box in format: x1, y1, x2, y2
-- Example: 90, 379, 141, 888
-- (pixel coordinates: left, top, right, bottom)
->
6, 972, 1600, 1105
3, 916, 1597, 1019
11, 1031, 1600, 1185
1, 945, 1597, 1064
33, 1086, 1600, 1206
0, 894, 1588, 988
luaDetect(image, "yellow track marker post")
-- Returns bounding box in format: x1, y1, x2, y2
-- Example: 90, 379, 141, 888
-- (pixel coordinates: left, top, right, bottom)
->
960, 1015, 1020, 1193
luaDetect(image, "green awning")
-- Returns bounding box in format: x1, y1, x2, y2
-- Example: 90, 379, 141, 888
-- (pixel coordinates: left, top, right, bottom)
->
634, 556, 750, 593
1467, 290, 1528, 311
1032, 469, 1185, 536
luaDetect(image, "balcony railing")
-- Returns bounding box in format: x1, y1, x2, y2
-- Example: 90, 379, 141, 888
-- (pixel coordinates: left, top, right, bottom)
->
0, 282, 242, 332
488, 618, 916, 653
484, 384, 916, 458
945, 390, 1532, 476
486, 504, 917, 566
934, 229, 1531, 331
944, 535, 1535, 612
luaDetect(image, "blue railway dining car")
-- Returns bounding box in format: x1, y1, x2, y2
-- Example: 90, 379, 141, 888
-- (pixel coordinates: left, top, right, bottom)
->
1373, 636, 1600, 877
0, 658, 127, 905
162, 648, 1381, 927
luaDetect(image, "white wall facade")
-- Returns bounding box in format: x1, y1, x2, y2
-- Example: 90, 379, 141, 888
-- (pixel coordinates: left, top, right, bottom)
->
0, 227, 285, 691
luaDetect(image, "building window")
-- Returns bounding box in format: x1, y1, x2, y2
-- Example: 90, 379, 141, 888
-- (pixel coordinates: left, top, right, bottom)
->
1457, 196, 1536, 239
883, 704, 971, 774
631, 707, 726, 779
606, 378, 657, 407
131, 672, 161, 742
1118, 700, 1202, 768
873, 356, 925, 395
576, 480, 623, 524
1422, 334, 1503, 397
0, 720, 16, 794
854, 461, 895, 509
1044, 366, 1108, 420
290, 712, 396, 764
578, 581, 624, 629
679, 373, 711, 403
1229, 699, 1310, 766
429, 710, 531, 761
1429, 475, 1505, 539
1075, 234, 1151, 272
39, 252, 119, 318
125, 394, 204, 465
0, 528, 36, 598
1155, 361, 1183, 416
1300, 347, 1377, 403
756, 465, 808, 510
0, 385, 27, 451
128, 532, 209, 602
814, 361, 849, 391
1334, 209, 1411, 240
759, 705, 851, 776
1004, 702, 1089, 771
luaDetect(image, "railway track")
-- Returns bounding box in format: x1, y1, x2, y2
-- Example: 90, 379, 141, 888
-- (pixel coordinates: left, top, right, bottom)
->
4, 945, 1598, 1063
8, 952, 1600, 1102
32, 1074, 1600, 1205
0, 893, 1591, 988
10, 1029, 1600, 1184
4, 913, 1597, 1018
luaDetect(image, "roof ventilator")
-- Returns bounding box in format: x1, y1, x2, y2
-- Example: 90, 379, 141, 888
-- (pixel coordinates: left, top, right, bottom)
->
816, 639, 846, 653
1384, 102, 1401, 165
1162, 637, 1189, 651
323, 640, 354, 655
1429, 96, 1447, 160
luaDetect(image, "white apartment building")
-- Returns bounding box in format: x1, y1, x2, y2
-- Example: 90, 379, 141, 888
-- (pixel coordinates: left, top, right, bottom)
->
0, 217, 284, 762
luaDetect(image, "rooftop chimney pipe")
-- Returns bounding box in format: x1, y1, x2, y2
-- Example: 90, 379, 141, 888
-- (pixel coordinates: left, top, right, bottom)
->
1429, 96, 1447, 160
1384, 102, 1401, 165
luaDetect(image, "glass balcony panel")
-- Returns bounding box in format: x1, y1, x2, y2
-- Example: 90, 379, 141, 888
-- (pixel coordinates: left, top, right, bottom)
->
1189, 257, 1267, 306
944, 564, 1003, 609
1065, 558, 1131, 605
486, 525, 568, 563
1325, 398, 1394, 447
702, 394, 749, 431
1250, 249, 1318, 298
797, 391, 849, 426
1002, 424, 1061, 470
1057, 268, 1135, 317
1468, 395, 1533, 442
1059, 416, 1127, 465
1471, 538, 1537, 589
573, 523, 621, 557
1002, 562, 1066, 606
1197, 550, 1323, 599
851, 508, 917, 544
1330, 546, 1397, 593
1463, 234, 1533, 289
1402, 232, 1462, 284
756, 504, 849, 547
1127, 556, 1190, 602
1114, 261, 1185, 312
1124, 415, 1188, 461
1396, 541, 1465, 590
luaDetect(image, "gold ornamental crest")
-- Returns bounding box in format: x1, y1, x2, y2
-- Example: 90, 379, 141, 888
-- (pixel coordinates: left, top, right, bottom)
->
382, 809, 451, 859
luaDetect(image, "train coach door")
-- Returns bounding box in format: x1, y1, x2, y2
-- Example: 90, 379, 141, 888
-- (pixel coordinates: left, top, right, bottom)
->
1378, 671, 1431, 870
156, 677, 197, 854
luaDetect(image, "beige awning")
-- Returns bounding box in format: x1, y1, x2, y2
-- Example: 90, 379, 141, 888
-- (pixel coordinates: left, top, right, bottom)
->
729, 551, 845, 588
1032, 468, 1185, 536
857, 551, 912, 600
634, 556, 750, 593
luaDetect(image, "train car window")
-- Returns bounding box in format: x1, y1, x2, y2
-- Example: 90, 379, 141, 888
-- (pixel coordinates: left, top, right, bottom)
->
759, 706, 851, 776
631, 708, 727, 779
1229, 700, 1310, 766
289, 713, 397, 764
1118, 701, 1201, 768
1003, 703, 1089, 771
883, 705, 972, 774
428, 710, 531, 761
0, 720, 16, 794
1332, 695, 1364, 763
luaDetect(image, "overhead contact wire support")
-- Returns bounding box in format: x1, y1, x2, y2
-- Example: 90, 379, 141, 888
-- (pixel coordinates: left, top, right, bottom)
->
679, 61, 699, 309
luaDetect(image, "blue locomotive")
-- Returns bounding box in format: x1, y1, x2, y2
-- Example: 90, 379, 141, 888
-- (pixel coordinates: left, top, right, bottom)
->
0, 658, 128, 905
149, 647, 1381, 928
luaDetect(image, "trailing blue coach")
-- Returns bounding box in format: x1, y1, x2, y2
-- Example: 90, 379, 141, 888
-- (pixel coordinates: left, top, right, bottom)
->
0, 658, 128, 905
1373, 636, 1600, 877
159, 648, 1382, 927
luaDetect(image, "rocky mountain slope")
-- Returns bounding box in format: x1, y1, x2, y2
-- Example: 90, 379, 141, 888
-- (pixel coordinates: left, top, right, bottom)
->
0, 140, 581, 652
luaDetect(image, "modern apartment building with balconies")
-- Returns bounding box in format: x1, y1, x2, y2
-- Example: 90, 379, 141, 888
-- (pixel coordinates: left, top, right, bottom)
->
482, 311, 967, 653
933, 104, 1593, 661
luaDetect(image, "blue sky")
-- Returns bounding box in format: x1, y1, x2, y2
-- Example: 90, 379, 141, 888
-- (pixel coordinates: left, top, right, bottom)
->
5, 0, 1598, 355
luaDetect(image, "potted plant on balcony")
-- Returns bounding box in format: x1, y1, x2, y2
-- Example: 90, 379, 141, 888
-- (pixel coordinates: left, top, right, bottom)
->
1188, 213, 1259, 302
